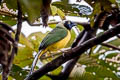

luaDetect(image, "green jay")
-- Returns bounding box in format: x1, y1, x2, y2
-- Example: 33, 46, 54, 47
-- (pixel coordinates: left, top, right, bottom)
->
29, 20, 76, 74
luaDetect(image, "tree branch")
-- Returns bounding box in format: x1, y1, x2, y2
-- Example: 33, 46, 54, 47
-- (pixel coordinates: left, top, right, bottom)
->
25, 23, 120, 80
56, 11, 109, 80
7, 0, 23, 79
101, 43, 120, 51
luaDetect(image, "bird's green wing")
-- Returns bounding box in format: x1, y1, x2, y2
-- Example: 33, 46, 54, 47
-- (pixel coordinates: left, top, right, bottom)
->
39, 26, 67, 50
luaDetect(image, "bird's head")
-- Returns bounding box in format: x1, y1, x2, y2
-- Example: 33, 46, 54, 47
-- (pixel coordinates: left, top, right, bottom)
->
63, 20, 76, 30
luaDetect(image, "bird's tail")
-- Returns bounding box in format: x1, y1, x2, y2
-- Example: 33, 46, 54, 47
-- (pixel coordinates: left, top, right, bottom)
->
29, 50, 44, 75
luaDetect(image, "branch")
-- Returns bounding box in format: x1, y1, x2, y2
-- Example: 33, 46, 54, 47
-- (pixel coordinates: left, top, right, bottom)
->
56, 11, 109, 80
0, 22, 15, 80
101, 43, 120, 51
41, 48, 70, 60
7, 0, 22, 79
57, 30, 90, 80
0, 8, 17, 18
25, 23, 120, 80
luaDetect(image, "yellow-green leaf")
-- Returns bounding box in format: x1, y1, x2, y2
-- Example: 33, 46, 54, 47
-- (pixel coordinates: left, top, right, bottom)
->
14, 46, 33, 67
57, 8, 66, 20
50, 5, 58, 16
19, 0, 42, 23
28, 32, 48, 51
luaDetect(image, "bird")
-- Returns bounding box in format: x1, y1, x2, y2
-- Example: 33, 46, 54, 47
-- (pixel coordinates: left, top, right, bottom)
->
29, 20, 76, 75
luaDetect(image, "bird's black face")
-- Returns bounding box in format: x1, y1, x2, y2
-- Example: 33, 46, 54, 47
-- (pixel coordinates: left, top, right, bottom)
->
64, 21, 76, 30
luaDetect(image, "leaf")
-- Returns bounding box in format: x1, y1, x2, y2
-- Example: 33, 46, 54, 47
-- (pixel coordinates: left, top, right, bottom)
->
106, 53, 118, 58
3, 0, 17, 10
50, 5, 58, 16
3, 21, 17, 26
90, 2, 101, 27
98, 60, 118, 72
19, 0, 42, 23
51, 66, 62, 75
28, 32, 48, 51
77, 25, 84, 31
57, 8, 65, 20
108, 38, 120, 46
19, 33, 34, 49
109, 0, 116, 3
12, 33, 34, 49
72, 72, 97, 80
101, 0, 112, 11
10, 64, 28, 80
49, 23, 56, 28
52, 0, 78, 16
78, 54, 97, 65
14, 46, 33, 67
39, 76, 51, 80
86, 65, 119, 80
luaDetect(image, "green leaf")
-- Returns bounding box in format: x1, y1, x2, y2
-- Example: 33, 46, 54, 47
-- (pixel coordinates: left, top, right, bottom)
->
49, 23, 56, 28
106, 53, 118, 58
12, 33, 34, 49
28, 32, 48, 51
52, 1, 78, 16
108, 38, 120, 46
77, 25, 84, 31
72, 72, 97, 80
86, 65, 119, 80
10, 64, 28, 80
78, 54, 97, 65
3, 0, 17, 10
51, 66, 62, 75
39, 76, 51, 80
14, 46, 33, 67
50, 5, 58, 16
109, 0, 116, 3
19, 0, 42, 23
0, 15, 17, 26
19, 33, 34, 49
3, 21, 17, 26
98, 60, 118, 72
57, 8, 65, 20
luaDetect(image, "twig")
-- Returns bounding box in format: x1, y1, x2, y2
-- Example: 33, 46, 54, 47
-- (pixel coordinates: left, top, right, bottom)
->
101, 43, 120, 51
0, 9, 17, 18
41, 52, 61, 59
25, 23, 120, 80
41, 48, 70, 60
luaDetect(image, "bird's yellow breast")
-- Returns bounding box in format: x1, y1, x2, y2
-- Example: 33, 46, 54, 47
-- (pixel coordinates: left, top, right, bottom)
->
43, 30, 71, 53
